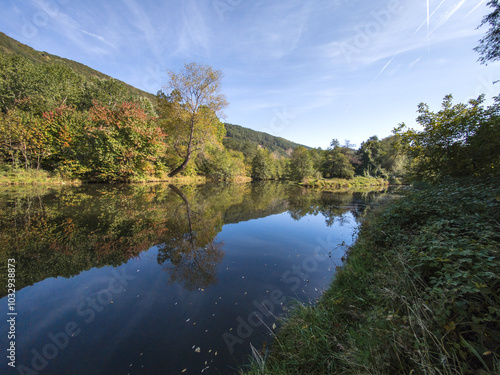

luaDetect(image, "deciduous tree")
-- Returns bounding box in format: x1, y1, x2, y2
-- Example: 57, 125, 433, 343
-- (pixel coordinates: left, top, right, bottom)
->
158, 63, 228, 177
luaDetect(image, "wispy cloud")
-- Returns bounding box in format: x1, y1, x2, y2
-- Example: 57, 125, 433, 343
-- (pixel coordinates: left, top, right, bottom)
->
31, 0, 115, 55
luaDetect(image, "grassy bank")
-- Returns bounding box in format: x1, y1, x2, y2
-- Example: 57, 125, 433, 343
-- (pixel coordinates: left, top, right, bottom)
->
0, 167, 211, 186
243, 178, 499, 374
0, 167, 82, 186
301, 176, 389, 191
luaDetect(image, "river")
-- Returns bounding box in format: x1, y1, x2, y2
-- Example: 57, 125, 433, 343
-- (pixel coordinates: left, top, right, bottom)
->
0, 182, 391, 374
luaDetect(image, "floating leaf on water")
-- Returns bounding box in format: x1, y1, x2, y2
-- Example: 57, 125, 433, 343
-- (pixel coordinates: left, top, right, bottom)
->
194, 347, 201, 353
272, 323, 276, 330
182, 369, 187, 373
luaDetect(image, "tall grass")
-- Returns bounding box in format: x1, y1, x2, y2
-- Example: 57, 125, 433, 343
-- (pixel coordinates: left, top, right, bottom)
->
0, 166, 81, 185
301, 176, 389, 191
242, 178, 499, 374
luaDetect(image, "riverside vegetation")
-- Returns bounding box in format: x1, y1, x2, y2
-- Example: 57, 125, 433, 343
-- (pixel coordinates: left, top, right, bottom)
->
0, 33, 404, 186
242, 178, 499, 375
242, 3, 500, 373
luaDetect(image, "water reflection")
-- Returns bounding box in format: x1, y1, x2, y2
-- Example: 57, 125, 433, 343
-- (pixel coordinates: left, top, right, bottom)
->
157, 185, 224, 290
0, 183, 389, 298
0, 182, 393, 374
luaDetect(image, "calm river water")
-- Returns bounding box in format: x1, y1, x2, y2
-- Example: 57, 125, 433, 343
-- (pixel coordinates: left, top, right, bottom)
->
0, 182, 391, 374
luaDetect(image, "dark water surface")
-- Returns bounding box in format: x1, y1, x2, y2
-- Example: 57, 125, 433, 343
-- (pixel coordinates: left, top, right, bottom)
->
0, 182, 391, 374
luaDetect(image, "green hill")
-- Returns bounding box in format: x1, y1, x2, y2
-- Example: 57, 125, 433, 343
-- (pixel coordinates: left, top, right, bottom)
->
0, 32, 310, 156
223, 123, 309, 158
0, 31, 156, 103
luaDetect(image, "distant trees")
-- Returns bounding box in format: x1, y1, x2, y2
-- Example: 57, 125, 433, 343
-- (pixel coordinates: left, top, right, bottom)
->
223, 123, 304, 158
395, 94, 500, 181
158, 62, 228, 177
322, 139, 355, 180
251, 148, 277, 180
288, 146, 314, 181
196, 146, 247, 181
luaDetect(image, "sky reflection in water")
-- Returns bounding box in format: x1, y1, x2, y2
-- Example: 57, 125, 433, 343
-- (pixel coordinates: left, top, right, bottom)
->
0, 182, 390, 374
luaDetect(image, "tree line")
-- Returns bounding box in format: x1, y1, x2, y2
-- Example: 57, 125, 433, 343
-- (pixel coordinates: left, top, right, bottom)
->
1, 48, 498, 183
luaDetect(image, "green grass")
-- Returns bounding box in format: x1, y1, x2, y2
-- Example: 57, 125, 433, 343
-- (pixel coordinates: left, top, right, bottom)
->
242, 178, 500, 374
0, 166, 81, 185
301, 176, 389, 191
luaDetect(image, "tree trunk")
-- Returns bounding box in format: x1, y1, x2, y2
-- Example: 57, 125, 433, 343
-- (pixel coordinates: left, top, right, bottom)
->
168, 119, 195, 178
168, 155, 191, 177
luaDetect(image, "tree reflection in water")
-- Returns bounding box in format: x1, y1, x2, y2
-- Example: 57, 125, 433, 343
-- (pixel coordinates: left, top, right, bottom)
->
0, 182, 390, 297
157, 185, 224, 291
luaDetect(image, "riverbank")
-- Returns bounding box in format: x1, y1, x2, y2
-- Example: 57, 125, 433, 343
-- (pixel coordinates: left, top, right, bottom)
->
0, 168, 82, 186
243, 178, 499, 374
0, 168, 211, 186
1, 167, 383, 188
300, 176, 389, 191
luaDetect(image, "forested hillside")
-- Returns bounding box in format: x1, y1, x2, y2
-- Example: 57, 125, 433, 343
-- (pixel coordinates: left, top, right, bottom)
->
223, 123, 307, 158
0, 31, 156, 103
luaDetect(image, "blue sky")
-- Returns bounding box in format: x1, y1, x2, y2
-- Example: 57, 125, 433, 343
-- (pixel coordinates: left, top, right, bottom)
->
1, 0, 499, 148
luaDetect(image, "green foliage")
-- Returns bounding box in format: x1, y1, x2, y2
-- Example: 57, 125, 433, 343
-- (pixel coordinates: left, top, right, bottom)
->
288, 146, 314, 181
322, 140, 356, 180
251, 148, 277, 180
245, 178, 500, 374
396, 94, 500, 181
0, 31, 156, 103
475, 0, 500, 64
357, 135, 405, 180
196, 146, 247, 181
